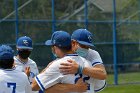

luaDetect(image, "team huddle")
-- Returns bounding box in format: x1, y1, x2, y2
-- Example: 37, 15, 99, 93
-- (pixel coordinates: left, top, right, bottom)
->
0, 29, 107, 93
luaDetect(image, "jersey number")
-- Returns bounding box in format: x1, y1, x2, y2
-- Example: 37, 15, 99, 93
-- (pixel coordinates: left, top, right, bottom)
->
7, 82, 16, 93
75, 74, 90, 90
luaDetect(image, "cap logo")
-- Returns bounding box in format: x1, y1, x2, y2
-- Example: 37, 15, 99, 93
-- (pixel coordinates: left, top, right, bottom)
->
88, 35, 92, 42
23, 40, 29, 46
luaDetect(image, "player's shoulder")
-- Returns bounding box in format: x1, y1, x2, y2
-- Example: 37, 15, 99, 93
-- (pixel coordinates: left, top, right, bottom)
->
14, 56, 21, 64
28, 58, 37, 64
12, 68, 24, 74
78, 55, 87, 61
52, 57, 68, 64
14, 69, 28, 78
0, 68, 25, 76
87, 48, 101, 57
48, 57, 72, 68
0, 69, 4, 74
54, 56, 71, 63
88, 48, 99, 54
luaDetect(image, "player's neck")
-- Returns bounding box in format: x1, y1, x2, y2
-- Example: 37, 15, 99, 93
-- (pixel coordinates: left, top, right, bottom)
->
17, 55, 28, 63
59, 50, 74, 58
64, 51, 74, 56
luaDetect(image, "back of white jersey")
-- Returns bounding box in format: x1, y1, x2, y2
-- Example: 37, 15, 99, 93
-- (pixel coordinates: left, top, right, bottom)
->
0, 69, 31, 93
86, 49, 106, 92
35, 54, 94, 93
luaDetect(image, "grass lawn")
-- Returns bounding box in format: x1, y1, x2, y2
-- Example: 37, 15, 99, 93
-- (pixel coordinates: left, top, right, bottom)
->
107, 72, 140, 84
99, 84, 140, 93
99, 72, 140, 93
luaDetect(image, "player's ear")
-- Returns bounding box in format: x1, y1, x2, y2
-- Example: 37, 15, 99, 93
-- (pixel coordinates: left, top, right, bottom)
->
71, 40, 76, 47
71, 40, 78, 52
52, 46, 58, 53
53, 46, 57, 50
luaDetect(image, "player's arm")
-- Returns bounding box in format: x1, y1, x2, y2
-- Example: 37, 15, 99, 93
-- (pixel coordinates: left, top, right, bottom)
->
32, 61, 88, 92
59, 59, 107, 80
32, 76, 88, 92
31, 62, 53, 91
31, 78, 40, 91
82, 64, 107, 80
45, 78, 88, 93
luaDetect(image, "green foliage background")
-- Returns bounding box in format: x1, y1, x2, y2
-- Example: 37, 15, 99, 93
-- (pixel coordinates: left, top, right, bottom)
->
0, 0, 140, 74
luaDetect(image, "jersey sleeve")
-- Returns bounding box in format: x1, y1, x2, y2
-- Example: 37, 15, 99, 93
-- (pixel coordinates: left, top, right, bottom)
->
87, 49, 103, 67
35, 61, 63, 91
93, 79, 106, 92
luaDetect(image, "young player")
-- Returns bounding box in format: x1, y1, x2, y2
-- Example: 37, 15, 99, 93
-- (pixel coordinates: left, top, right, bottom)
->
42, 29, 107, 93
0, 45, 31, 93
14, 36, 39, 93
60, 29, 107, 92
31, 31, 95, 93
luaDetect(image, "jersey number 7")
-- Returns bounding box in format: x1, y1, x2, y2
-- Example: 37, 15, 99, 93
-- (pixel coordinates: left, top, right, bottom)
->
7, 82, 16, 93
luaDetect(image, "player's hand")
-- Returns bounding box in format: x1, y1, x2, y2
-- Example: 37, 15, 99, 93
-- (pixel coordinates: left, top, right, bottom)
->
75, 78, 88, 92
25, 67, 30, 77
59, 59, 79, 74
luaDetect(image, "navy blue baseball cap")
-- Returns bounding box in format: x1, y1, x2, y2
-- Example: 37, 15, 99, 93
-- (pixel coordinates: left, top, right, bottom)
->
0, 45, 14, 60
71, 29, 94, 47
17, 36, 33, 50
45, 31, 71, 47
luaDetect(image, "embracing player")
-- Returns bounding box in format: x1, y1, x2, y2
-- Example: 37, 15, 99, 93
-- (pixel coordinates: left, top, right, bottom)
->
32, 31, 95, 93
38, 29, 107, 93
60, 29, 107, 92
0, 45, 31, 93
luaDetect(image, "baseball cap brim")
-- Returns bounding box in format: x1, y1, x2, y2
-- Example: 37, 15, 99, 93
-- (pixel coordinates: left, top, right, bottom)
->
45, 40, 53, 46
77, 40, 94, 47
17, 46, 33, 50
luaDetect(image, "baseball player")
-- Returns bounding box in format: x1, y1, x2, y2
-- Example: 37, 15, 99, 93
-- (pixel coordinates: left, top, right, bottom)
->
14, 36, 39, 93
32, 31, 95, 93
60, 29, 107, 92
0, 45, 31, 93
43, 29, 107, 93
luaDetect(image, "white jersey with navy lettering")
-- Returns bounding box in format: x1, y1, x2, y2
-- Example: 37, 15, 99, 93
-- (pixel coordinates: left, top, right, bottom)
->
86, 49, 106, 92
0, 68, 31, 93
35, 54, 94, 93
14, 56, 39, 93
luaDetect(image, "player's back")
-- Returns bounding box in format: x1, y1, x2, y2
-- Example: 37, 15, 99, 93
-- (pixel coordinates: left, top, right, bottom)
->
36, 54, 94, 93
61, 55, 94, 93
0, 68, 31, 93
60, 55, 89, 83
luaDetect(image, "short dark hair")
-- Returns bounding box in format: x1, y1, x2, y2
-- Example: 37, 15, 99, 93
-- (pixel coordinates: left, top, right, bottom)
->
0, 59, 14, 69
57, 45, 72, 53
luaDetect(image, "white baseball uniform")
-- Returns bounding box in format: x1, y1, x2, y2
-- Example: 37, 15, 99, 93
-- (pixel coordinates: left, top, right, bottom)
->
14, 56, 39, 93
0, 68, 31, 93
85, 49, 106, 92
35, 54, 94, 93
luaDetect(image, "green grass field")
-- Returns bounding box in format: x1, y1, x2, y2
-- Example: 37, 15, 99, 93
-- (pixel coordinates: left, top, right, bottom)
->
99, 72, 140, 93
100, 84, 140, 93
107, 72, 140, 84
